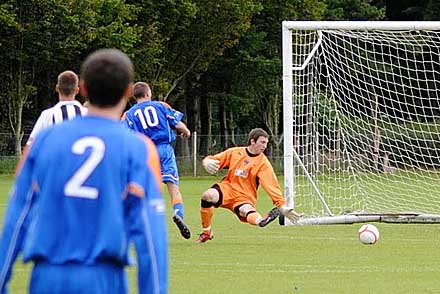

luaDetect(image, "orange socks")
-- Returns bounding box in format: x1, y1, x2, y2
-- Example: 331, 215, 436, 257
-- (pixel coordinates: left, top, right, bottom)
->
200, 207, 214, 229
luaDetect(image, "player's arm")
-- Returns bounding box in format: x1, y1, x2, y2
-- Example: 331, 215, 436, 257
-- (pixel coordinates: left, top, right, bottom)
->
0, 149, 35, 292
161, 102, 189, 136
175, 121, 190, 138
259, 160, 301, 223
121, 112, 135, 130
258, 161, 285, 207
124, 192, 168, 294
125, 138, 168, 294
202, 148, 233, 175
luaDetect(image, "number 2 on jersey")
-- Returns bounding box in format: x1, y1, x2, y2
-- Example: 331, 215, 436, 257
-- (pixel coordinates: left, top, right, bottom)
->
64, 137, 105, 199
134, 106, 159, 129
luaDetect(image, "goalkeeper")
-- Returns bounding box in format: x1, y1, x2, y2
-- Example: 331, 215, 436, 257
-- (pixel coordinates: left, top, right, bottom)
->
196, 128, 301, 243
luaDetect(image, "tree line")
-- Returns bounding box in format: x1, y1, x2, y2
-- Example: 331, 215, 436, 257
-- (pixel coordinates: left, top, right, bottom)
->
0, 0, 438, 157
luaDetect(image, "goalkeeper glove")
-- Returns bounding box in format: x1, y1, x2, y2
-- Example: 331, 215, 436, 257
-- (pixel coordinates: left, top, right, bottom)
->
280, 205, 301, 223
202, 158, 220, 175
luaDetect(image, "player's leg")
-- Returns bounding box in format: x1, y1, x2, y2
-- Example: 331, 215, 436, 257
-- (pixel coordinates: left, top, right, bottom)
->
166, 182, 185, 218
157, 144, 191, 239
196, 184, 223, 243
235, 203, 263, 225
157, 145, 185, 216
235, 203, 280, 227
167, 182, 191, 239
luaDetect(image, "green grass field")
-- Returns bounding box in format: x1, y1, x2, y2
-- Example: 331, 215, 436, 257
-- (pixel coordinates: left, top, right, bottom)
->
0, 175, 440, 293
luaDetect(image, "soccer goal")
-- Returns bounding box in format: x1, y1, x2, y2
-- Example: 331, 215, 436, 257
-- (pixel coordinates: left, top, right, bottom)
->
282, 21, 440, 225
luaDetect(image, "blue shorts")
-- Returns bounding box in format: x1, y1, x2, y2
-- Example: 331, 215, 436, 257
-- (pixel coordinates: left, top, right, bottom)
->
29, 263, 128, 294
156, 144, 179, 185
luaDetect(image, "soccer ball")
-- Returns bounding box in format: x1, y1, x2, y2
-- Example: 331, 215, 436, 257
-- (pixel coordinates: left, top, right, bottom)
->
358, 224, 380, 245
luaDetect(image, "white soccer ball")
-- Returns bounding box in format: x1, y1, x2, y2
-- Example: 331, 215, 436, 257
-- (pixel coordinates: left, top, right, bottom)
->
358, 224, 380, 245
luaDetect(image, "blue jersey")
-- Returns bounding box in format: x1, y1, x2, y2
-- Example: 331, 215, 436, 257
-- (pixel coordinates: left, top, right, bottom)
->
0, 116, 168, 294
123, 101, 184, 145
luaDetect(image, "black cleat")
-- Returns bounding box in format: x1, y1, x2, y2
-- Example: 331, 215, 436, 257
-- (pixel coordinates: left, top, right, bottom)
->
258, 207, 280, 227
173, 215, 191, 239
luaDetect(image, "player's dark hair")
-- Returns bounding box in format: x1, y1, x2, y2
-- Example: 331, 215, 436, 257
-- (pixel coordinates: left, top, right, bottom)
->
247, 128, 269, 145
133, 82, 151, 100
57, 71, 78, 96
81, 49, 134, 107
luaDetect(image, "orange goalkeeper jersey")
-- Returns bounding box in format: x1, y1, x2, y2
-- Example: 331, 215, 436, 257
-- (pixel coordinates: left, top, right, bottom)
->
205, 147, 285, 208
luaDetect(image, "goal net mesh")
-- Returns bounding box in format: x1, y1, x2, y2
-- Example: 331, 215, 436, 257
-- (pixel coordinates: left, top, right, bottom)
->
286, 28, 440, 219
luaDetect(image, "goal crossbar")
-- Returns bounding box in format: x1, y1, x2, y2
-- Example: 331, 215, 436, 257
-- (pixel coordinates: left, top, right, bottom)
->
283, 21, 440, 31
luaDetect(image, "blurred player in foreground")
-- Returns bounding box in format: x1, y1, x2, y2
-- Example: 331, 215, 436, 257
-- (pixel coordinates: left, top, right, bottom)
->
0, 49, 168, 294
123, 82, 191, 239
196, 128, 301, 243
26, 70, 87, 145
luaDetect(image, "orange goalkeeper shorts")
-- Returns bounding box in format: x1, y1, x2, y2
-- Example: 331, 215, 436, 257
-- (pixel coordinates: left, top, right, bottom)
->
213, 182, 256, 222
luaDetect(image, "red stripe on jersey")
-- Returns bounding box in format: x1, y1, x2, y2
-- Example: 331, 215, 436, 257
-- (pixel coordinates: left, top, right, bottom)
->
127, 183, 145, 198
159, 101, 171, 109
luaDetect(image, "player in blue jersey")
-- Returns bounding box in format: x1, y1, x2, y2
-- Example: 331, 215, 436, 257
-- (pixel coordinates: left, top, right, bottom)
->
0, 49, 168, 294
123, 82, 191, 239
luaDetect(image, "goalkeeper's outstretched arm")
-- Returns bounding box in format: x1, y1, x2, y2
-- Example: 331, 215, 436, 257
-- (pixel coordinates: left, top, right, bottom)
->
258, 160, 302, 223
279, 206, 301, 223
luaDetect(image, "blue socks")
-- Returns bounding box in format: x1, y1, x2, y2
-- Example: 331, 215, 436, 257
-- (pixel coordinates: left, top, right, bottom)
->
173, 203, 184, 218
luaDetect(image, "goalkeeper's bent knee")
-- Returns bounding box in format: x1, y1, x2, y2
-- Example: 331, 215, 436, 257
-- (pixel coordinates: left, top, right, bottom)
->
201, 200, 214, 208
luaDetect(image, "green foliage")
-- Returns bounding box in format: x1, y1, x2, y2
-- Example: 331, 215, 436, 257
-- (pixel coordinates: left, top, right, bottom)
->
129, 0, 198, 96
324, 0, 385, 20
0, 157, 18, 174
424, 0, 440, 20
155, 0, 262, 102
96, 1, 140, 49
198, 0, 327, 139
0, 0, 433, 158
0, 4, 17, 29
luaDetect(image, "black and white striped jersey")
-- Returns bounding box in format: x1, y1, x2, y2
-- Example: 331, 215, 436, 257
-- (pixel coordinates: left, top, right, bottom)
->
51, 103, 85, 124
27, 100, 87, 144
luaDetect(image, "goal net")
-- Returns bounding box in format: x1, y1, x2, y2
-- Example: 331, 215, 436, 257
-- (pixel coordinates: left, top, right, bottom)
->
282, 21, 440, 224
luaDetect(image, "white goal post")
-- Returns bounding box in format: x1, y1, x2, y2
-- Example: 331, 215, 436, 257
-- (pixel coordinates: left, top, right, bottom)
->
282, 21, 440, 225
